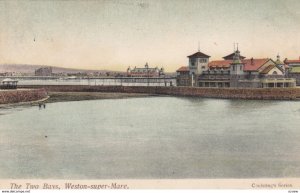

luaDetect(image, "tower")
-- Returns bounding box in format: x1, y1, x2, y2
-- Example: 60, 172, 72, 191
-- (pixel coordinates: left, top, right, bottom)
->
230, 46, 245, 87
187, 50, 210, 75
230, 47, 244, 76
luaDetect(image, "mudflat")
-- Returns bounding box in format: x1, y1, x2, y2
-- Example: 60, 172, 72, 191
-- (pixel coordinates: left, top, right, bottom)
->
46, 92, 156, 103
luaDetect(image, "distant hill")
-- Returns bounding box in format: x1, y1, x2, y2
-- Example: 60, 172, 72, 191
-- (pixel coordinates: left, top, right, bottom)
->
0, 64, 117, 74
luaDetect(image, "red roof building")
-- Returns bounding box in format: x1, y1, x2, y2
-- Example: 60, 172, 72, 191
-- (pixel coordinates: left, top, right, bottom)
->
208, 58, 271, 72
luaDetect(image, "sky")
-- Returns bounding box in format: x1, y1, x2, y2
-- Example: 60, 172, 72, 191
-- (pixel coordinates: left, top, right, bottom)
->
0, 0, 300, 72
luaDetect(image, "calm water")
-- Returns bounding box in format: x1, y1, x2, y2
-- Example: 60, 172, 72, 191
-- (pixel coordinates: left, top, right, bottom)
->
0, 97, 300, 179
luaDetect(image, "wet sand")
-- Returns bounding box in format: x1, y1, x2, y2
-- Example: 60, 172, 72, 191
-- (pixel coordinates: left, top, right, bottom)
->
0, 92, 157, 109
46, 92, 156, 103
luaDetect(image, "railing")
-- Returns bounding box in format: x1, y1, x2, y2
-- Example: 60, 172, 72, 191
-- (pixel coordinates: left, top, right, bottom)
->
198, 75, 230, 80
238, 78, 296, 83
260, 78, 295, 83
202, 71, 230, 75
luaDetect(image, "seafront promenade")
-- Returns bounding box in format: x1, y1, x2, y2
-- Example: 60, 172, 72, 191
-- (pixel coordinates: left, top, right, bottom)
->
20, 85, 300, 100
1, 85, 300, 105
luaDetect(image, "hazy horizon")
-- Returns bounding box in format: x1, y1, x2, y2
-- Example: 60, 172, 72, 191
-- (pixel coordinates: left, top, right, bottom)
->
1, 0, 300, 72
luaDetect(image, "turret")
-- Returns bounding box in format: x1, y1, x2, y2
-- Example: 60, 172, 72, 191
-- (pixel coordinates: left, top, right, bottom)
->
275, 54, 285, 74
230, 48, 244, 75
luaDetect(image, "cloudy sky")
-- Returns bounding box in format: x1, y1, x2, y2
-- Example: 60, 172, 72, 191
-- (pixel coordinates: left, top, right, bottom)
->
0, 0, 300, 71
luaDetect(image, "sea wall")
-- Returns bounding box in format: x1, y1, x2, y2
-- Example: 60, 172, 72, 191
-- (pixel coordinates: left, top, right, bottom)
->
0, 89, 48, 104
19, 85, 300, 100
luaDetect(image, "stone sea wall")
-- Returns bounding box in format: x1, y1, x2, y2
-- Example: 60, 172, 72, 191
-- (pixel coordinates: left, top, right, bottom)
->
20, 85, 300, 100
0, 89, 48, 104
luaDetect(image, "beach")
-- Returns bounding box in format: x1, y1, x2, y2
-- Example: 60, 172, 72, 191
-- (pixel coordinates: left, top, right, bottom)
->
45, 92, 155, 103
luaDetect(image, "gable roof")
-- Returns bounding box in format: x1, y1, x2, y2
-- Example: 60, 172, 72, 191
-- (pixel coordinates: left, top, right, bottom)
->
260, 65, 276, 74
243, 58, 270, 71
176, 66, 189, 72
208, 58, 270, 71
187, 51, 210, 58
223, 52, 246, 60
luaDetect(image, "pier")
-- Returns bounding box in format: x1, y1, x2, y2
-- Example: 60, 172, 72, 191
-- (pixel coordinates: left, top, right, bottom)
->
0, 76, 176, 86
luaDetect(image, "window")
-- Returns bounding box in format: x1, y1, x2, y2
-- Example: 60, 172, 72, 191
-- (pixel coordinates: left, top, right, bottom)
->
232, 66, 235, 71
240, 66, 242, 71
199, 58, 207, 63
201, 66, 205, 69
273, 71, 278, 75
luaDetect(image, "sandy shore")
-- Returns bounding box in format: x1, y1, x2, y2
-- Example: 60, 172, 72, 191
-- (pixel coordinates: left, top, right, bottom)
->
0, 92, 156, 110
45, 92, 156, 103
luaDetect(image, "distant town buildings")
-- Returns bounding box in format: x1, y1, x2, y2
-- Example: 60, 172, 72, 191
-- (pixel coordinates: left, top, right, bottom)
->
127, 63, 164, 77
176, 47, 296, 88
35, 67, 53, 76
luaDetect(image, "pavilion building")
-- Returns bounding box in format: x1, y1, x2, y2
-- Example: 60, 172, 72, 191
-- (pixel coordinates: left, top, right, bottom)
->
127, 63, 164, 77
176, 48, 296, 88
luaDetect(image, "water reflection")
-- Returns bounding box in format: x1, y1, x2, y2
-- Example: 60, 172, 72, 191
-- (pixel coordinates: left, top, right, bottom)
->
0, 97, 300, 179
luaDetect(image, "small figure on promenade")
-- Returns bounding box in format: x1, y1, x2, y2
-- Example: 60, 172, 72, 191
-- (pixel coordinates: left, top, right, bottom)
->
43, 104, 46, 109
38, 103, 42, 109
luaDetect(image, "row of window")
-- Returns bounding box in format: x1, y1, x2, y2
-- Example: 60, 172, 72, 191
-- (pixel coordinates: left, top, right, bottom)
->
190, 58, 208, 64
232, 65, 243, 71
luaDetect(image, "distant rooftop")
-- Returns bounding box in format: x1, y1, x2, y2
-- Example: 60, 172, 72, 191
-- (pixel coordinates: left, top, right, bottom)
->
284, 59, 300, 64
176, 66, 189, 72
223, 52, 246, 60
187, 51, 210, 58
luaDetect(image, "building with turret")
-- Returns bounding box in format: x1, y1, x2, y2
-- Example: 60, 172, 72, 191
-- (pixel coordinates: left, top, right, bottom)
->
176, 47, 296, 88
127, 63, 164, 77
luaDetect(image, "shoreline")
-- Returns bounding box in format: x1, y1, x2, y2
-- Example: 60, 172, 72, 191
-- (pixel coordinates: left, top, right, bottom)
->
20, 85, 300, 100
2, 85, 300, 107
45, 92, 158, 103
0, 92, 157, 108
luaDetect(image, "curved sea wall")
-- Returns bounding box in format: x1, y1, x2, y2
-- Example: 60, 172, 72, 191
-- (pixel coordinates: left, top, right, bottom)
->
0, 89, 48, 104
20, 85, 300, 100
